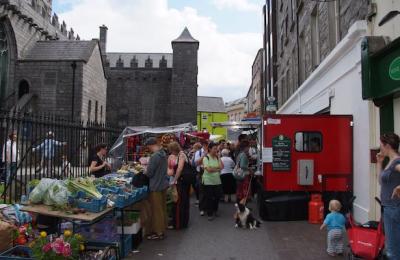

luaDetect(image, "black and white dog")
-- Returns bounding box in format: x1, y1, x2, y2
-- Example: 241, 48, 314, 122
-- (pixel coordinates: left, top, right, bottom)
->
234, 203, 261, 229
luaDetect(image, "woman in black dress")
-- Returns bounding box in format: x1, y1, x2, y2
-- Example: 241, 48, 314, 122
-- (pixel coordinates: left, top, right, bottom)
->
89, 144, 111, 178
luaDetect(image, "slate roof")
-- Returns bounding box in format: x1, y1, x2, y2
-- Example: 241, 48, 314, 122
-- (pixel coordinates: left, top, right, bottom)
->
225, 97, 247, 107
172, 27, 199, 43
106, 53, 173, 68
24, 40, 98, 62
198, 96, 226, 113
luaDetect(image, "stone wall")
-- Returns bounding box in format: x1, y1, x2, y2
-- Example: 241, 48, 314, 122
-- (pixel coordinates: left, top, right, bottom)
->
15, 60, 84, 119
106, 68, 172, 127
82, 45, 107, 123
275, 0, 370, 108
171, 42, 198, 125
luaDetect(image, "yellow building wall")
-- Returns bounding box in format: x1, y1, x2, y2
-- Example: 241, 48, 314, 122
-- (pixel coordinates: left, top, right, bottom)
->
197, 111, 228, 139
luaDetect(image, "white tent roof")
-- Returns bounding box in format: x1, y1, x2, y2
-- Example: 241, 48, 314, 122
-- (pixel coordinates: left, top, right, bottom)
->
109, 123, 194, 155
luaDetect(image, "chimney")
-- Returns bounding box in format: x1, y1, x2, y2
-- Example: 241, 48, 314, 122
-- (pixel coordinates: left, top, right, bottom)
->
99, 25, 108, 58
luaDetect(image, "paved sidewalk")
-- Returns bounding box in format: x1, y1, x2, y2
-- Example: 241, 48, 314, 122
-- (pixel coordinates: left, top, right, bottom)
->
129, 199, 345, 260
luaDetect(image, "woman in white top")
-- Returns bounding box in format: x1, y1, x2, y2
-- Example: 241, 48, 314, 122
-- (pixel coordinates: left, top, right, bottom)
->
220, 149, 236, 202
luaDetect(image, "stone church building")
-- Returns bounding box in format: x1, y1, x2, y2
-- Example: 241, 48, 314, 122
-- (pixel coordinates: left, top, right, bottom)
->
103, 27, 199, 127
0, 0, 199, 127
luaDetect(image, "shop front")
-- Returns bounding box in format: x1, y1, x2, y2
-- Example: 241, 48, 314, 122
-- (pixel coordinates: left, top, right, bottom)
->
362, 35, 400, 220
362, 36, 400, 134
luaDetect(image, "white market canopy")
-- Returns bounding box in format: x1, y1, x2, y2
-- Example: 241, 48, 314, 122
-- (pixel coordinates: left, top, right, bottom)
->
109, 123, 194, 155
211, 119, 261, 129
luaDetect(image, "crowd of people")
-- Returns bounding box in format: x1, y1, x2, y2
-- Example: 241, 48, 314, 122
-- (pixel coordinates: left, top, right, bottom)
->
135, 133, 261, 240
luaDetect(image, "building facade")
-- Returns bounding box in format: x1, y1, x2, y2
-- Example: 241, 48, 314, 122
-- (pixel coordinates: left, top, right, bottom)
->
247, 48, 264, 116
271, 0, 374, 222
225, 97, 247, 122
104, 27, 199, 128
0, 0, 106, 122
197, 96, 228, 139
274, 0, 369, 109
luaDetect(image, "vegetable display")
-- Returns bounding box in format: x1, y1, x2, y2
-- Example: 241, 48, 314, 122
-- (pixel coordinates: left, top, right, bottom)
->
67, 178, 102, 199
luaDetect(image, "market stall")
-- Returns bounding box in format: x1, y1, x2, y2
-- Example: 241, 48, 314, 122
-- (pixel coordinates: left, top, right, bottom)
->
0, 171, 149, 259
109, 123, 194, 168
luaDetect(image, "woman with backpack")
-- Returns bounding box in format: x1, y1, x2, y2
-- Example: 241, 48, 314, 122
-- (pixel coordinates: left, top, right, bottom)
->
202, 142, 224, 221
167, 142, 192, 229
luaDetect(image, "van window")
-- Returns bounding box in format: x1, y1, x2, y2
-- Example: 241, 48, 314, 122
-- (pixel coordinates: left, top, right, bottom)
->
295, 132, 322, 152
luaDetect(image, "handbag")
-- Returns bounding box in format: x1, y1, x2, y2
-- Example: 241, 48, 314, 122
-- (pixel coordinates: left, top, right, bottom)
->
233, 153, 247, 180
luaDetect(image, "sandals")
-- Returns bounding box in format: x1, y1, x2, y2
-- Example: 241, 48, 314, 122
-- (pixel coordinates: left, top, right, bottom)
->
146, 233, 166, 240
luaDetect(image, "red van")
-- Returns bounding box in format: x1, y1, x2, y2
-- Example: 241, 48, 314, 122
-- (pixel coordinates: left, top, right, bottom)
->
258, 114, 353, 221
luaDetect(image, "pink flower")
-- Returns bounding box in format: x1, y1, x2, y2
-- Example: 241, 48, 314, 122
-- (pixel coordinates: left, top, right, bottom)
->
51, 238, 65, 255
42, 243, 52, 253
62, 243, 72, 257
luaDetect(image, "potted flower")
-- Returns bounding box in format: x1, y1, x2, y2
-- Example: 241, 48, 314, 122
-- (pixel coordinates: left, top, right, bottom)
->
30, 230, 84, 260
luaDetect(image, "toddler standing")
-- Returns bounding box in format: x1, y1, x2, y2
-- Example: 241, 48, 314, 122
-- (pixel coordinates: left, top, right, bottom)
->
320, 200, 346, 256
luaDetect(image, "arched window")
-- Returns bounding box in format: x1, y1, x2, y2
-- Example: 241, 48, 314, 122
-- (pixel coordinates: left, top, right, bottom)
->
18, 80, 30, 99
0, 22, 9, 102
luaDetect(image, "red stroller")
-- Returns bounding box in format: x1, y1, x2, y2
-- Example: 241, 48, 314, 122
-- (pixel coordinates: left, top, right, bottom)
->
345, 197, 385, 260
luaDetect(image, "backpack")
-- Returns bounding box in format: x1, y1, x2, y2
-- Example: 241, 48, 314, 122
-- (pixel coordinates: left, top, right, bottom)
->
178, 152, 197, 185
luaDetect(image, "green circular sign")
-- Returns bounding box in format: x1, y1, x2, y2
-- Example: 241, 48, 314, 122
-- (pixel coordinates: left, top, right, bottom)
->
389, 57, 400, 81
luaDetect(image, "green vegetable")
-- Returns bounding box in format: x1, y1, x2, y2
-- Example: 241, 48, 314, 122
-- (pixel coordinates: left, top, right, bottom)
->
67, 178, 102, 199
28, 179, 40, 187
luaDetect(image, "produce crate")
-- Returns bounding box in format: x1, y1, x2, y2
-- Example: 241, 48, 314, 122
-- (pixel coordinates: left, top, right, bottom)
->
0, 246, 33, 260
120, 235, 132, 258
82, 241, 120, 260
97, 186, 123, 195
117, 219, 141, 234
69, 191, 107, 213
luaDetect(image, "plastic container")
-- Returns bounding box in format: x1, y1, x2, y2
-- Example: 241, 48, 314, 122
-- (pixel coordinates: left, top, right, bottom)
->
0, 246, 33, 260
117, 219, 141, 234
309, 194, 324, 224
119, 235, 132, 258
69, 191, 107, 213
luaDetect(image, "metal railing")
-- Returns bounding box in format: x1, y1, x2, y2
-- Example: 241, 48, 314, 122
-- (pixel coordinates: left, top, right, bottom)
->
0, 110, 121, 203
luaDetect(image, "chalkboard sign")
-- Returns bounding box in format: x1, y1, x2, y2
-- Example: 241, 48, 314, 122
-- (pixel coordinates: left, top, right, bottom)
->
272, 135, 291, 171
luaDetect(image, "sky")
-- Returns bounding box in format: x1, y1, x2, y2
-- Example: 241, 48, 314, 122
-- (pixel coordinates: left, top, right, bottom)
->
52, 0, 264, 103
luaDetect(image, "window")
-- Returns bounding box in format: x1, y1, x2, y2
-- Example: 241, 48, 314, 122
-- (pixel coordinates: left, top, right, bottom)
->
328, 1, 339, 49
100, 105, 103, 122
95, 101, 98, 123
295, 132, 322, 152
298, 32, 306, 84
87, 100, 92, 122
311, 6, 320, 68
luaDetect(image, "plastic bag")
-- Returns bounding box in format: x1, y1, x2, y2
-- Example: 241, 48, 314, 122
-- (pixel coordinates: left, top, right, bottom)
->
29, 178, 55, 204
43, 181, 70, 207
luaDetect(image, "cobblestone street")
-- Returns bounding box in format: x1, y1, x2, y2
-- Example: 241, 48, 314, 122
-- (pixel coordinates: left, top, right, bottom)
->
133, 199, 344, 260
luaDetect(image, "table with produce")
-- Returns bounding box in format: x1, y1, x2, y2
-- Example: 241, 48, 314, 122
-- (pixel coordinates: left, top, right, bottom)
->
0, 164, 149, 259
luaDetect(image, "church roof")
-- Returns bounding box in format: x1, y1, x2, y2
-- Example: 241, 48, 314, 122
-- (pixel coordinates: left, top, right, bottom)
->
198, 96, 226, 113
172, 27, 199, 43
106, 53, 173, 68
24, 40, 98, 62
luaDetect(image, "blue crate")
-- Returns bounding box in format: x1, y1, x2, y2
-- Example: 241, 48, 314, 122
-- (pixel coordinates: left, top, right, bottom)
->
69, 191, 107, 213
0, 246, 33, 260
119, 235, 132, 258
114, 193, 135, 208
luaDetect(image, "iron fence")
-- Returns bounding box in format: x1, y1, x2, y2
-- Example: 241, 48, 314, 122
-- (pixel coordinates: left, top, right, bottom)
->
0, 110, 121, 203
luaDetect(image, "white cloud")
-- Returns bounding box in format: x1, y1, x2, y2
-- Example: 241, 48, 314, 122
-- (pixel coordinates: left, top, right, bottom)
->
211, 0, 259, 12
57, 0, 262, 102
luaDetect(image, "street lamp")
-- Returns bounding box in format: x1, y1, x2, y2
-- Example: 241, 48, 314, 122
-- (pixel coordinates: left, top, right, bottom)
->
378, 10, 400, 26
71, 61, 77, 121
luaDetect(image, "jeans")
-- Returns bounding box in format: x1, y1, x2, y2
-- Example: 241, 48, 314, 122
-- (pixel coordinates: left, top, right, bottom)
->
6, 162, 17, 184
383, 206, 400, 260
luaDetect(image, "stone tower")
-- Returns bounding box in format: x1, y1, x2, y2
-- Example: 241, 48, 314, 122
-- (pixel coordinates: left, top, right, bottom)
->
171, 27, 199, 125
